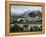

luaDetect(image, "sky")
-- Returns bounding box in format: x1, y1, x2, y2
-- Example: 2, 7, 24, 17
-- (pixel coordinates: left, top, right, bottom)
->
11, 5, 42, 16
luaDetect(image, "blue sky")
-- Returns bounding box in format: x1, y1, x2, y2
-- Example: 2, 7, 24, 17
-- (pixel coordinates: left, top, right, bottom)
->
11, 5, 42, 16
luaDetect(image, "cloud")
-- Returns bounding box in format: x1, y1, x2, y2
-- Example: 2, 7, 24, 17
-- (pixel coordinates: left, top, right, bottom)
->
11, 8, 28, 15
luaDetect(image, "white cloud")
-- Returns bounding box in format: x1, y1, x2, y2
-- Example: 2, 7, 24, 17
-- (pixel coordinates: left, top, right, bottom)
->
11, 8, 28, 15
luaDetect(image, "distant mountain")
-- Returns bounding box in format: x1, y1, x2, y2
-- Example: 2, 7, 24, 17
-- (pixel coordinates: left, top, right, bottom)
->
11, 9, 42, 17
12, 10, 31, 16
14, 10, 31, 17
29, 10, 42, 17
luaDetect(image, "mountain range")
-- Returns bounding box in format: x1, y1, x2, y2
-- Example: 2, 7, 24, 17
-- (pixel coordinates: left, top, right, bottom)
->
11, 10, 42, 17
